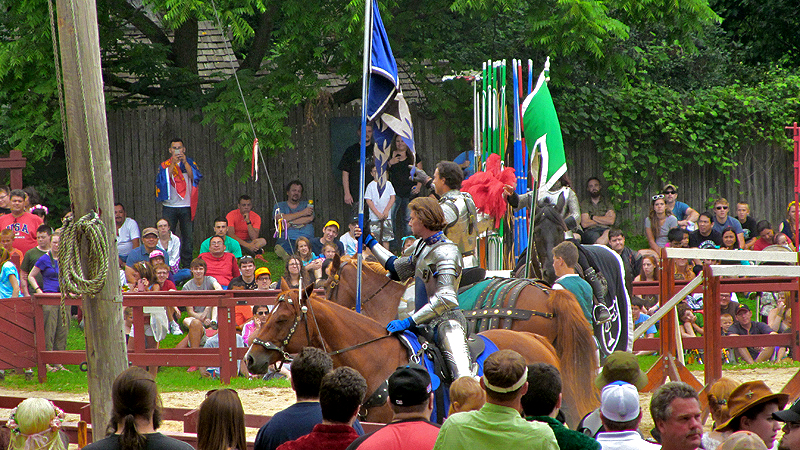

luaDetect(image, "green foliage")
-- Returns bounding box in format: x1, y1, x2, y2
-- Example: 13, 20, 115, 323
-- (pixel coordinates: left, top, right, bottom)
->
0, 0, 63, 162
556, 70, 800, 205
201, 71, 293, 178
711, 0, 800, 67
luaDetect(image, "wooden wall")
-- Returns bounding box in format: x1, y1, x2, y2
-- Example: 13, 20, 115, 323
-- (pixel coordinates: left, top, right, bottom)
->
106, 105, 458, 251
106, 105, 795, 252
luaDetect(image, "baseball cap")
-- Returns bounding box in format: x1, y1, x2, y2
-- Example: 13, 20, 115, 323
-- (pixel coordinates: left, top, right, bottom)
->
773, 397, 800, 422
662, 183, 678, 193
736, 304, 750, 315
255, 267, 271, 279
718, 431, 768, 450
349, 215, 359, 224
595, 351, 648, 390
324, 220, 340, 230
148, 249, 164, 260
600, 381, 640, 422
142, 227, 158, 237
388, 363, 431, 406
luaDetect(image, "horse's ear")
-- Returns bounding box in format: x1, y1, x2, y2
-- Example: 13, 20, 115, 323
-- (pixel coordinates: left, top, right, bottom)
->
303, 283, 314, 301
279, 278, 290, 292
333, 253, 341, 271
556, 192, 566, 211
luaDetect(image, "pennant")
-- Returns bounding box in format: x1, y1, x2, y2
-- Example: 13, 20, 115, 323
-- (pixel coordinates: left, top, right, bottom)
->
366, 0, 414, 195
251, 138, 259, 181
522, 57, 566, 192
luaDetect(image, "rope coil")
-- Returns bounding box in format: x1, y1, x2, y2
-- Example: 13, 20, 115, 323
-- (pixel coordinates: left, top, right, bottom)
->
58, 212, 109, 296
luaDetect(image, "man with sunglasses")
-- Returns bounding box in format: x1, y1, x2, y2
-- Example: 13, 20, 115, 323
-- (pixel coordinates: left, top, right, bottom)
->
774, 398, 800, 450
711, 198, 745, 248
662, 184, 699, 229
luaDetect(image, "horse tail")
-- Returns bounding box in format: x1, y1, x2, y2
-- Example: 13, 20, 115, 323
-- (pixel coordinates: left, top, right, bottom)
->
548, 289, 600, 422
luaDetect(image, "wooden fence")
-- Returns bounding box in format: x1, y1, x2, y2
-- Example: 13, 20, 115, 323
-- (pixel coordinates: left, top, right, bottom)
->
106, 105, 795, 254
0, 297, 36, 371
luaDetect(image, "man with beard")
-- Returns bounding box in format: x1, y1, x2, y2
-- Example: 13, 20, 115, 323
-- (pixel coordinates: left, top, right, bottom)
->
650, 382, 703, 450
580, 177, 615, 245
273, 180, 315, 258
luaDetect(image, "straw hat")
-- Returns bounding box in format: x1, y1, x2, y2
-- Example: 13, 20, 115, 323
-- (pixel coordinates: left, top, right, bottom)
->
715, 381, 788, 431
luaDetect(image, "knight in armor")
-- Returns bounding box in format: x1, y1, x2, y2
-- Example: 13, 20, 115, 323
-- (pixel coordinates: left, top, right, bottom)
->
503, 173, 581, 238
411, 161, 479, 268
362, 196, 472, 380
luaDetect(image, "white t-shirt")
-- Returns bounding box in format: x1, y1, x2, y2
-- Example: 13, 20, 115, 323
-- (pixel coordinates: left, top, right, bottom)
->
117, 217, 140, 258
364, 180, 395, 222
340, 232, 358, 256
163, 172, 192, 208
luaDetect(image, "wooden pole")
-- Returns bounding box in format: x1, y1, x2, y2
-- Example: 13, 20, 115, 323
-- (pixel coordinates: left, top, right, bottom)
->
55, 0, 127, 436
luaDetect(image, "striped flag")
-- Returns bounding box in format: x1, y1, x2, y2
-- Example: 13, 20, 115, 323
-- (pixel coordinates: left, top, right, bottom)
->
522, 58, 566, 192
366, 0, 414, 195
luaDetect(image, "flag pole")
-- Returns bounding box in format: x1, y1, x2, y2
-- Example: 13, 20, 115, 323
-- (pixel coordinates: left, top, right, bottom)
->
356, 0, 373, 314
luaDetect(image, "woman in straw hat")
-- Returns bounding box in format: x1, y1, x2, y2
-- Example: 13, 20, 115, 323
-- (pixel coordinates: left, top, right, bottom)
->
715, 380, 788, 449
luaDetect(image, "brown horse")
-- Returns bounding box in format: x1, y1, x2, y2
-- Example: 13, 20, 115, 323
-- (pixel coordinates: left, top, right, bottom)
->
244, 285, 598, 427
324, 255, 599, 397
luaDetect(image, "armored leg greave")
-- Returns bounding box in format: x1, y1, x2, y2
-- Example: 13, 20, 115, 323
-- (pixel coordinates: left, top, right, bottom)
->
436, 319, 472, 380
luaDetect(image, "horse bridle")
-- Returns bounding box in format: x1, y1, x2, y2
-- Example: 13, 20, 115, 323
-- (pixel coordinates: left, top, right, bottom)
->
252, 290, 394, 364
250, 293, 312, 366
327, 260, 393, 310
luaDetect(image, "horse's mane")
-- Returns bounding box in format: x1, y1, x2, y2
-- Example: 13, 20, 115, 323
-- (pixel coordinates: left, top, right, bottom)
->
340, 255, 389, 276
536, 203, 568, 233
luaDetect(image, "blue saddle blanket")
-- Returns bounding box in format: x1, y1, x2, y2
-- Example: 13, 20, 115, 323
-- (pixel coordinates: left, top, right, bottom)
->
398, 330, 499, 421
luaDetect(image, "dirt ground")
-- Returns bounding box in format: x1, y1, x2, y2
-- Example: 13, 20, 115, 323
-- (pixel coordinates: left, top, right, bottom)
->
0, 367, 796, 441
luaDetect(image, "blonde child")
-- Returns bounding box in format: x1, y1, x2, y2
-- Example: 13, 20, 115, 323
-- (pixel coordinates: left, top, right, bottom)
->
448, 376, 485, 415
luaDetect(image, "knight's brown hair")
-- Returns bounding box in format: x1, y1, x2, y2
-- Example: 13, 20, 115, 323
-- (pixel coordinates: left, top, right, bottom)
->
409, 197, 445, 231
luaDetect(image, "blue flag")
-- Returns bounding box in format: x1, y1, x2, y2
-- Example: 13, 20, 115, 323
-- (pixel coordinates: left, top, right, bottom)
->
367, 0, 414, 196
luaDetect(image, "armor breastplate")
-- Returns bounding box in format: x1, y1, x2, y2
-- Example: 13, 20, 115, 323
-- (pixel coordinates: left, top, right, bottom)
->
440, 190, 478, 265
415, 238, 462, 297
408, 233, 463, 324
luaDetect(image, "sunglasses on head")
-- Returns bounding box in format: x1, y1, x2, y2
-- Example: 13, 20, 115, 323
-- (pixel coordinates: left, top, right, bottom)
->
651, 194, 665, 201
206, 388, 238, 398
716, 205, 729, 210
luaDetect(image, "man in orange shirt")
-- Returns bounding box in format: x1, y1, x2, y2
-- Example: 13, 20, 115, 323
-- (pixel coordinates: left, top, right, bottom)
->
227, 195, 267, 255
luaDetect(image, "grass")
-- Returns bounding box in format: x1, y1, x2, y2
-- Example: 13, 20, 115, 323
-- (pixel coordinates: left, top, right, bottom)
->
1, 318, 290, 394
636, 353, 800, 373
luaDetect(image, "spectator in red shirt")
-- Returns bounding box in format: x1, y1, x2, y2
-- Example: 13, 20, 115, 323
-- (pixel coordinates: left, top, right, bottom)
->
199, 235, 240, 288
0, 189, 43, 255
226, 195, 267, 255
752, 221, 775, 251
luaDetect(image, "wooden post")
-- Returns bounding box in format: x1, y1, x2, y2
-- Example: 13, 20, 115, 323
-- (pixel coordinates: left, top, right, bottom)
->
55, 0, 127, 435
703, 265, 722, 386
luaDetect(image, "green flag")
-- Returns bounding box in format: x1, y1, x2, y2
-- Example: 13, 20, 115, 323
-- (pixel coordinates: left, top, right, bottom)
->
522, 58, 566, 192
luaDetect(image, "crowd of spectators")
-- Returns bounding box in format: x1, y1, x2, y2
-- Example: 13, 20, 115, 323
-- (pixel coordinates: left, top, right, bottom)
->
10, 349, 800, 450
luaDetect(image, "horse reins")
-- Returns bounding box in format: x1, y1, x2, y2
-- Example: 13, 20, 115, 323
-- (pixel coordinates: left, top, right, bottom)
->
252, 291, 391, 362
328, 261, 394, 309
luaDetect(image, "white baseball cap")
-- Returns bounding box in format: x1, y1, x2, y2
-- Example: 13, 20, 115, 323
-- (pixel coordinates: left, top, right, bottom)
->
601, 381, 640, 422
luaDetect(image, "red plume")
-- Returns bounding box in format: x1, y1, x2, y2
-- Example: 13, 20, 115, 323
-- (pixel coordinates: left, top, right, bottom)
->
462, 153, 516, 228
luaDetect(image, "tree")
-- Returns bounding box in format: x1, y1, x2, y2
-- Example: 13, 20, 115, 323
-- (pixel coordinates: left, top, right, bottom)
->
0, 0, 724, 169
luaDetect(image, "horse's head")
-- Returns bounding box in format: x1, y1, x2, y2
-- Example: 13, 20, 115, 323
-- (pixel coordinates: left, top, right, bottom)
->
535, 196, 567, 284
324, 253, 344, 302
244, 284, 317, 374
